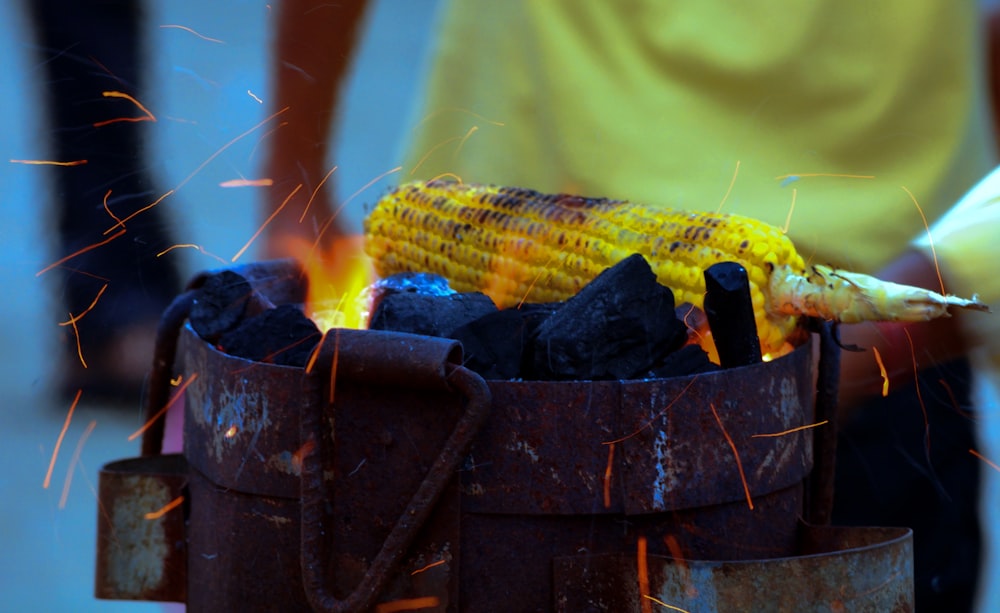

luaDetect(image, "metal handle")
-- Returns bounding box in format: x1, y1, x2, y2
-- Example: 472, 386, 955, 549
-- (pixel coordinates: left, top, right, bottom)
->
805, 320, 842, 525
141, 289, 197, 457
299, 329, 492, 612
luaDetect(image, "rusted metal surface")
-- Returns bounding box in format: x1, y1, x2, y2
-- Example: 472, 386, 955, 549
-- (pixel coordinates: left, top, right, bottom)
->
300, 329, 491, 612
451, 343, 814, 609
143, 258, 305, 458
805, 320, 842, 525
96, 257, 913, 611
554, 525, 914, 612
180, 327, 305, 499
95, 454, 188, 602
464, 341, 814, 515
174, 320, 819, 611
180, 324, 482, 611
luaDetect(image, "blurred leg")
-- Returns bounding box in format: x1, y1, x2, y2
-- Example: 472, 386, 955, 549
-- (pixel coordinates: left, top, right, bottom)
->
29, 0, 181, 402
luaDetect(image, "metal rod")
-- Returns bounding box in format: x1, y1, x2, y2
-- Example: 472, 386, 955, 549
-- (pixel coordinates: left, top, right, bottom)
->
805, 320, 841, 525
299, 331, 492, 612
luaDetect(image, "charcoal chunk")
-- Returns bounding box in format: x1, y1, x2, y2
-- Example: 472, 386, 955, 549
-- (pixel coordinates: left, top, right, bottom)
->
450, 309, 528, 380
218, 304, 321, 367
646, 343, 721, 379
703, 262, 762, 368
190, 270, 253, 342
368, 272, 456, 317
369, 292, 498, 338
530, 254, 687, 380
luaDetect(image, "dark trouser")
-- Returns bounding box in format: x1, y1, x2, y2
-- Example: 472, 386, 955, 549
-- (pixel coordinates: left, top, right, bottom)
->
834, 357, 982, 612
28, 0, 181, 360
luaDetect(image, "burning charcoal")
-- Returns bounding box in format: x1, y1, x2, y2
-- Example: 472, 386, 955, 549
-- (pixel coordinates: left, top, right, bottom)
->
703, 262, 762, 368
646, 343, 721, 378
189, 270, 255, 342
369, 291, 498, 338
373, 272, 455, 296
529, 254, 687, 380
368, 272, 455, 317
218, 304, 321, 367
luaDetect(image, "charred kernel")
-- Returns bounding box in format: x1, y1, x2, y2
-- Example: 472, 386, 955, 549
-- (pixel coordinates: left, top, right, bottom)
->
364, 180, 808, 355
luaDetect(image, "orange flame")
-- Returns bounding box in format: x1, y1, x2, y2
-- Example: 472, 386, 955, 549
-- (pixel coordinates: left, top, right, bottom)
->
297, 235, 375, 332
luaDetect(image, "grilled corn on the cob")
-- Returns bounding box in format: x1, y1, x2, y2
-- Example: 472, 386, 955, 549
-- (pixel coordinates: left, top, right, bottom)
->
364, 180, 987, 355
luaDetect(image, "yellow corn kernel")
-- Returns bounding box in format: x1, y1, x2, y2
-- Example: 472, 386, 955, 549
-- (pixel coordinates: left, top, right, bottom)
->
364, 180, 988, 356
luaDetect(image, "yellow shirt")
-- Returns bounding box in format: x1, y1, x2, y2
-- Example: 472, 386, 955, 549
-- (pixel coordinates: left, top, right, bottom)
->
398, 6, 998, 606
404, 0, 995, 275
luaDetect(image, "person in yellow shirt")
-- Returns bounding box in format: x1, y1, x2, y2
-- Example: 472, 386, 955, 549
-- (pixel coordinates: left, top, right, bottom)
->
263, 1, 998, 609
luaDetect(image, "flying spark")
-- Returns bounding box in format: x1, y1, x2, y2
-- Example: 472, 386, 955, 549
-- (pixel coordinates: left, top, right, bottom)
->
66, 310, 88, 367
604, 378, 700, 444
872, 346, 890, 397
751, 420, 829, 438
144, 496, 185, 520
102, 190, 173, 236
93, 90, 157, 127
901, 185, 946, 295
716, 160, 740, 212
59, 419, 97, 509
603, 443, 615, 509
102, 189, 124, 229
10, 159, 87, 166
219, 178, 274, 188
637, 536, 653, 613
128, 374, 199, 442
774, 172, 875, 181
410, 559, 447, 575
374, 597, 441, 613
44, 389, 80, 489
157, 243, 227, 264
781, 188, 797, 234
970, 449, 1000, 473
37, 229, 126, 276
59, 284, 108, 328
709, 402, 753, 510
159, 24, 225, 44
300, 165, 338, 223
643, 596, 691, 613
231, 183, 302, 262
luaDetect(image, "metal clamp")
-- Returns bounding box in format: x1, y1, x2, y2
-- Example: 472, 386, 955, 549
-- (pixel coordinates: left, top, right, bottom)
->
299, 329, 492, 612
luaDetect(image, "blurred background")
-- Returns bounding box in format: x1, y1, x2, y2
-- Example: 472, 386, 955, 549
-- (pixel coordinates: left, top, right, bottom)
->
0, 1, 438, 609
1, 1, 997, 611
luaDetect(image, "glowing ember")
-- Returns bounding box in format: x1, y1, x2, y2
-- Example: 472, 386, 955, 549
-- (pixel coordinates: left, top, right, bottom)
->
92, 90, 157, 127
374, 597, 441, 613
44, 390, 81, 489
60, 419, 97, 509
144, 495, 185, 520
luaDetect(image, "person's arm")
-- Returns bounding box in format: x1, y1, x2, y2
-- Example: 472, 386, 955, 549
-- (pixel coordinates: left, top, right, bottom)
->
263, 0, 369, 259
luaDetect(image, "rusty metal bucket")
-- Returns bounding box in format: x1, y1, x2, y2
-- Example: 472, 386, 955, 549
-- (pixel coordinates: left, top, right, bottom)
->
94, 259, 914, 611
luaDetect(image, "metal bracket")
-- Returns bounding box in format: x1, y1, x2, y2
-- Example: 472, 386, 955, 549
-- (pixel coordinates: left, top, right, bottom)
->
299, 329, 492, 612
